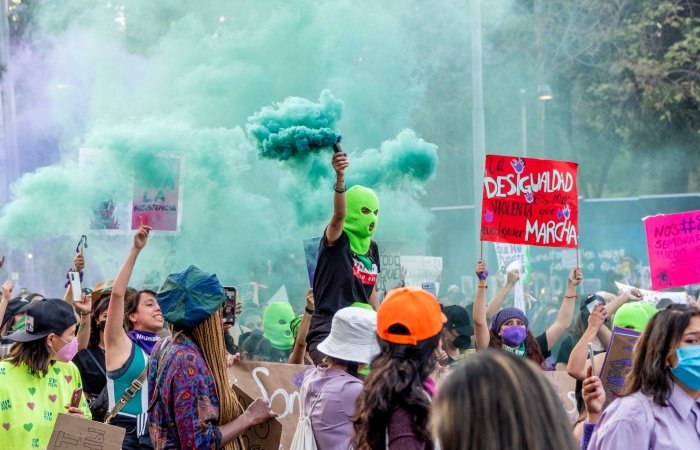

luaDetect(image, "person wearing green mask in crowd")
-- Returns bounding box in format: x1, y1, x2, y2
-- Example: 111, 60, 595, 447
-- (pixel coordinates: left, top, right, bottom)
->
261, 302, 295, 362
306, 144, 380, 365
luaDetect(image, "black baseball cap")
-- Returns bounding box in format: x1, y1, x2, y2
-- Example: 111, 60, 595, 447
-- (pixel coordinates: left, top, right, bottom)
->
7, 298, 77, 343
2, 296, 31, 325
443, 304, 474, 336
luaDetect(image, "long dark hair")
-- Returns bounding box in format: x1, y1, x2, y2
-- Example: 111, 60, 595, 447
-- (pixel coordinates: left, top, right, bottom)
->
620, 304, 700, 406
6, 335, 56, 377
124, 289, 156, 331
88, 298, 110, 349
352, 328, 440, 450
432, 350, 577, 450
488, 329, 546, 368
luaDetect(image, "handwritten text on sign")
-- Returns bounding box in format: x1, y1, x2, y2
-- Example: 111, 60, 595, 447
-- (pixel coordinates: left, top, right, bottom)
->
481, 155, 579, 248
644, 210, 700, 290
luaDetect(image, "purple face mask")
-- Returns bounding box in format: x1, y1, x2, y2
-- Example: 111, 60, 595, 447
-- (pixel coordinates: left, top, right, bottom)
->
501, 326, 527, 347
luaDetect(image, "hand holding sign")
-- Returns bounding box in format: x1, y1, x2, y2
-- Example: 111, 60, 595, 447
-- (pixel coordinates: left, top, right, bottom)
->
475, 260, 489, 281
568, 267, 583, 287
506, 266, 520, 286
242, 398, 278, 428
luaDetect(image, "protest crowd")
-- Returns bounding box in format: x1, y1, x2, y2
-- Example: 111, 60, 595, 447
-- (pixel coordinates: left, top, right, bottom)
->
0, 148, 698, 450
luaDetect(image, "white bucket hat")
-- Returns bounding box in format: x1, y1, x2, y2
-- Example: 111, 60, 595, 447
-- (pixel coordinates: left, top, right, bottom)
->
317, 306, 380, 364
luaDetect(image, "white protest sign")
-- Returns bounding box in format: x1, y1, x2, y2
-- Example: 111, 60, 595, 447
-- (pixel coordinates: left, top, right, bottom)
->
507, 260, 525, 311
614, 281, 688, 305
377, 251, 402, 300
401, 256, 443, 295
561, 249, 578, 269
495, 244, 527, 310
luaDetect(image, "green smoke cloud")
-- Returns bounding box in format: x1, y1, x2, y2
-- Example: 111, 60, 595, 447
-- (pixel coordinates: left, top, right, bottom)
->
0, 0, 447, 302
247, 90, 343, 160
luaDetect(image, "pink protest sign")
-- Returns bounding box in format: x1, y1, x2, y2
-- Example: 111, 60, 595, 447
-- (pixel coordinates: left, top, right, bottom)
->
131, 157, 181, 232
644, 210, 700, 290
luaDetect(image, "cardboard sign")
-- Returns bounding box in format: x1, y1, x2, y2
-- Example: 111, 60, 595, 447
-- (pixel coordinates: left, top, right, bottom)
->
303, 237, 322, 286
229, 361, 307, 450
614, 281, 688, 305
231, 384, 283, 450
48, 413, 125, 450
131, 157, 182, 232
643, 210, 700, 290
599, 327, 640, 408
401, 256, 443, 293
543, 371, 578, 424
481, 155, 579, 248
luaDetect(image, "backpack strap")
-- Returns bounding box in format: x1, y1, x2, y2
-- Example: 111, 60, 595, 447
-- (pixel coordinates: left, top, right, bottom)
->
104, 366, 148, 423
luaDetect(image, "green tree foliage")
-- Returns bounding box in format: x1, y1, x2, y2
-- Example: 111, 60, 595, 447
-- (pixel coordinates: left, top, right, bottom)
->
512, 0, 700, 197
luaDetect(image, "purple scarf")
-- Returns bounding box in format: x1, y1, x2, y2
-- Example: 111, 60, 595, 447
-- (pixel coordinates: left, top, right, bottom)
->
127, 330, 160, 355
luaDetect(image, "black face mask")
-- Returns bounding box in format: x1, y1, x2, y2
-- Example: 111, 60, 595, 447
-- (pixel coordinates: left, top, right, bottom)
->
96, 321, 105, 332
452, 335, 471, 350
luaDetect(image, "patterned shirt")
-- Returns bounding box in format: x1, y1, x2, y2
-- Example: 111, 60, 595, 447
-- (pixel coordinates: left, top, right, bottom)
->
0, 360, 92, 450
147, 334, 222, 449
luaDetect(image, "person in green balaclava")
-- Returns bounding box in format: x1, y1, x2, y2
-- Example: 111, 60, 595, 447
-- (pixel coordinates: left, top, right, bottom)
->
343, 185, 379, 256
262, 302, 295, 352
612, 302, 652, 333
306, 143, 381, 365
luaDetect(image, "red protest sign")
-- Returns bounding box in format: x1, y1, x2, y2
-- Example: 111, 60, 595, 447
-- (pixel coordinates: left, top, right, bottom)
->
481, 155, 579, 248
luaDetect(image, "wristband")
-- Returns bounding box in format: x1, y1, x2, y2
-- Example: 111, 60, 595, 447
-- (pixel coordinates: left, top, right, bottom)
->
333, 184, 346, 193
477, 285, 488, 289
564, 294, 578, 299
305, 306, 315, 315
80, 312, 91, 316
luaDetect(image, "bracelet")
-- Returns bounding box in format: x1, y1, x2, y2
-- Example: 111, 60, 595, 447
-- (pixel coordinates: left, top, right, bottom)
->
80, 312, 91, 316
477, 285, 488, 289
305, 306, 315, 315
333, 184, 346, 193
564, 294, 578, 299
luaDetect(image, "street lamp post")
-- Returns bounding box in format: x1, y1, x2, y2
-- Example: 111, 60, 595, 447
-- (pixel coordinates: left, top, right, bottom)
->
471, 0, 486, 260
519, 89, 527, 157
537, 84, 553, 155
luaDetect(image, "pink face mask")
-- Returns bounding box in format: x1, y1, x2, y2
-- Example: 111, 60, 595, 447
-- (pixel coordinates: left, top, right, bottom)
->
53, 336, 79, 362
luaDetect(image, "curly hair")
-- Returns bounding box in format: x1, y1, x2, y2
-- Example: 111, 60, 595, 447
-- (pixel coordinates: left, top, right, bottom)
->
352, 328, 440, 450
488, 329, 546, 368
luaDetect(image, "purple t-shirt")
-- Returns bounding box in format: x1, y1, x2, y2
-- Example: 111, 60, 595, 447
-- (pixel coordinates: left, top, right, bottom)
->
303, 366, 363, 450
587, 382, 700, 449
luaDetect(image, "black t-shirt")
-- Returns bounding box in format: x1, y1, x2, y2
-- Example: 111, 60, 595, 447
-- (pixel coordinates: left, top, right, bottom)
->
307, 231, 379, 346
535, 332, 550, 358
555, 333, 576, 365
73, 347, 106, 396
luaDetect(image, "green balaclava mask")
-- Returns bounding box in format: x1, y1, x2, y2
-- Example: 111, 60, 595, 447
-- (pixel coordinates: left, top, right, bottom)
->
262, 302, 295, 350
612, 303, 651, 333
343, 185, 379, 255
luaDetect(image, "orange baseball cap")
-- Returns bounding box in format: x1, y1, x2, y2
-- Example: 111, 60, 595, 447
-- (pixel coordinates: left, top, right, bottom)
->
377, 287, 447, 345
